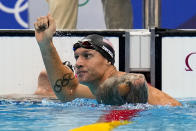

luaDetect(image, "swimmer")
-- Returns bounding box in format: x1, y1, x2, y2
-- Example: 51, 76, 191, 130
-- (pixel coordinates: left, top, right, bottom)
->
34, 14, 181, 106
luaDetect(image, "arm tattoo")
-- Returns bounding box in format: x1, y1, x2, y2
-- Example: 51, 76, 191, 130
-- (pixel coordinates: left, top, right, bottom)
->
53, 73, 75, 93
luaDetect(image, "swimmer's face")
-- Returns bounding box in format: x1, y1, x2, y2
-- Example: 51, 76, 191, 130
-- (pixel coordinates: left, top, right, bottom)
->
74, 48, 109, 82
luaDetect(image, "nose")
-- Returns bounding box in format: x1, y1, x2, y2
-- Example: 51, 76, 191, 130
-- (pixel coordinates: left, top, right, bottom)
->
75, 56, 84, 69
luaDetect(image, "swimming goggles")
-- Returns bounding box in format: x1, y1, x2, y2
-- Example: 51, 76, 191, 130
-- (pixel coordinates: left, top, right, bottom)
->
73, 41, 95, 51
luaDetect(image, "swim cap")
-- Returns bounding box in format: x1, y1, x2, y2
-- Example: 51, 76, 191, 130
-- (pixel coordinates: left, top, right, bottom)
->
73, 34, 115, 65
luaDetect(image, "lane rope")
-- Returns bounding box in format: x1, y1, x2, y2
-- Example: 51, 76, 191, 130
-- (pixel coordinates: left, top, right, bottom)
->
70, 109, 142, 131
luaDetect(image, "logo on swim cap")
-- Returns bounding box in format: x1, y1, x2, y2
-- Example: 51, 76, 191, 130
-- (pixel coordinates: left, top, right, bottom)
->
102, 45, 114, 58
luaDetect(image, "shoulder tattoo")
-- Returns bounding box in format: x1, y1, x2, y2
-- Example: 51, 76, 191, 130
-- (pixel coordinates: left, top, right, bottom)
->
96, 73, 148, 105
122, 73, 148, 103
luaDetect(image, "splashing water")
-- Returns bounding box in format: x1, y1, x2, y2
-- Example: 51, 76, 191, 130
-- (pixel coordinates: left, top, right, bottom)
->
0, 96, 196, 131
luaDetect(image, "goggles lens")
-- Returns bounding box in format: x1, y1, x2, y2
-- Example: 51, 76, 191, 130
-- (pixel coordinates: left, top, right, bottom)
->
73, 41, 95, 51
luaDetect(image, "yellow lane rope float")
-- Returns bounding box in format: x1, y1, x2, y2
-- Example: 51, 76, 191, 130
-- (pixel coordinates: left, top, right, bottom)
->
70, 120, 131, 131
70, 109, 142, 131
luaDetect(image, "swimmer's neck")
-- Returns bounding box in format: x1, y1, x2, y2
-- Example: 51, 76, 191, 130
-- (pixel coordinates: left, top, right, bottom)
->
80, 82, 97, 95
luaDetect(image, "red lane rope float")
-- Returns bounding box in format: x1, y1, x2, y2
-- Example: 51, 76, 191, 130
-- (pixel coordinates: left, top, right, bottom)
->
104, 109, 142, 122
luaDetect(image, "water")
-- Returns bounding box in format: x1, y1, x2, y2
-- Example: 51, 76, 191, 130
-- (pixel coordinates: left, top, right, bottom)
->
0, 95, 195, 131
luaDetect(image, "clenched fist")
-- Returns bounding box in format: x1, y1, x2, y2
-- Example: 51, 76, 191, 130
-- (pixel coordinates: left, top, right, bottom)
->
34, 14, 56, 46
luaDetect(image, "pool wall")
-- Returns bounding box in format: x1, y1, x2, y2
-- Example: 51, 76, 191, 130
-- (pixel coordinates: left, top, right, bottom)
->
0, 29, 196, 98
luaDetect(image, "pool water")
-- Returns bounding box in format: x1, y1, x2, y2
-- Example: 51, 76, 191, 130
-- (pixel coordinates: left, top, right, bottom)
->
0, 96, 196, 131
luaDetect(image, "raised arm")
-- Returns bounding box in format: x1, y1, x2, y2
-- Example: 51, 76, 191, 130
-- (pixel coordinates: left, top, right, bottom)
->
34, 14, 94, 101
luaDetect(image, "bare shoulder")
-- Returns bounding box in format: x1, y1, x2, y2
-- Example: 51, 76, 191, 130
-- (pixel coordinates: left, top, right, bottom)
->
118, 72, 182, 106
147, 84, 182, 106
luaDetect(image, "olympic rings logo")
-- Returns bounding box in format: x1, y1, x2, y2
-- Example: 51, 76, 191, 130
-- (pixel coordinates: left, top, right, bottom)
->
79, 0, 89, 7
0, 0, 28, 28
